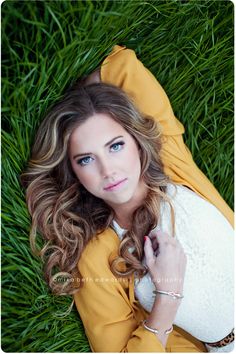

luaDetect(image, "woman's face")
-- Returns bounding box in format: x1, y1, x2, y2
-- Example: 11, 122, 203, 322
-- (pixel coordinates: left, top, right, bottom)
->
69, 113, 147, 209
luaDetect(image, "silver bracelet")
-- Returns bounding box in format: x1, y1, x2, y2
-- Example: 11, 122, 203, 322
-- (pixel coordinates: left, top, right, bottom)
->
143, 320, 173, 335
153, 290, 184, 300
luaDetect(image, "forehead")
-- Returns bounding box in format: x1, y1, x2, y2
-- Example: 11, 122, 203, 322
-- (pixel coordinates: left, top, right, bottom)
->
69, 113, 128, 152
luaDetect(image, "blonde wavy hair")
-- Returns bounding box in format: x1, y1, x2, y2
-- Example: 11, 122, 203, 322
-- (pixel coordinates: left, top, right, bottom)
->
21, 82, 174, 295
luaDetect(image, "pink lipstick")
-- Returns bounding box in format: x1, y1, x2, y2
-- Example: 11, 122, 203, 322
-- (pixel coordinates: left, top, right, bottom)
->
104, 178, 128, 191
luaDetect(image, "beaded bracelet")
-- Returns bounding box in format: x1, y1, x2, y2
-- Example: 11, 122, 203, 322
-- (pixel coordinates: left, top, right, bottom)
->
153, 289, 184, 300
143, 320, 173, 335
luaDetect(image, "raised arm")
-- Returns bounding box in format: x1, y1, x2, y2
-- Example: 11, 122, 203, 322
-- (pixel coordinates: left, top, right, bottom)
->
100, 45, 233, 226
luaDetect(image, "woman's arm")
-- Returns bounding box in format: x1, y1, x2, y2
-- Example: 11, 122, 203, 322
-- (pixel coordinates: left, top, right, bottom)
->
74, 229, 207, 352
73, 229, 166, 352
100, 45, 233, 226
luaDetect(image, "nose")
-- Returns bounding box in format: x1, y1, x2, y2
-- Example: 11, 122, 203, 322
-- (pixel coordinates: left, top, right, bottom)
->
99, 157, 116, 179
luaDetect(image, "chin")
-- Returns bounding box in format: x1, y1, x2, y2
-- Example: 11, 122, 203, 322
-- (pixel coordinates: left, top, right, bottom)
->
106, 192, 135, 205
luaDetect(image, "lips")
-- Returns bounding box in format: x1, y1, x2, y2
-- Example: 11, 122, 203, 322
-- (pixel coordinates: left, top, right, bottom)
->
104, 178, 127, 191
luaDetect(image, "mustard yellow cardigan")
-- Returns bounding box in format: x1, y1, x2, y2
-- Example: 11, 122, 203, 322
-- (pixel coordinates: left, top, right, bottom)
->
73, 45, 234, 352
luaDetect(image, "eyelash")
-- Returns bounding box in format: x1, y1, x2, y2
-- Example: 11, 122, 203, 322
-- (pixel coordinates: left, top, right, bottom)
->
77, 141, 125, 166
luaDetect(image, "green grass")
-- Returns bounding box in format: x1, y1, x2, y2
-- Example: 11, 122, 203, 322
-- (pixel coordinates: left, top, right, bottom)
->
2, 0, 234, 352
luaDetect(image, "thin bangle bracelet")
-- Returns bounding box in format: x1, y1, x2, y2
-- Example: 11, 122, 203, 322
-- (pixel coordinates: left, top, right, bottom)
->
153, 290, 184, 300
143, 320, 173, 335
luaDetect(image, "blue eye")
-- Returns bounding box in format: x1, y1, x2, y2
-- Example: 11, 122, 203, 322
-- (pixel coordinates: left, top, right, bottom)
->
77, 156, 93, 166
110, 141, 125, 152
76, 141, 125, 166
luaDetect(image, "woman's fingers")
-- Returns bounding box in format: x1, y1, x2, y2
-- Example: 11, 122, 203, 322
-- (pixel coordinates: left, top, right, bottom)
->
143, 236, 155, 266
149, 230, 166, 240
144, 230, 187, 292
149, 234, 158, 252
150, 230, 178, 246
148, 230, 173, 257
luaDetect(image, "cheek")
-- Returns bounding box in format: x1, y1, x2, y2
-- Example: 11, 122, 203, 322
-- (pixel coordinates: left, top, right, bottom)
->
130, 146, 141, 166
73, 167, 100, 194
128, 146, 141, 171
76, 171, 95, 189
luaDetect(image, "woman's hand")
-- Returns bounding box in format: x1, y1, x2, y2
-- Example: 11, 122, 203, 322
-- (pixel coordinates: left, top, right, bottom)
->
84, 68, 101, 85
144, 230, 187, 294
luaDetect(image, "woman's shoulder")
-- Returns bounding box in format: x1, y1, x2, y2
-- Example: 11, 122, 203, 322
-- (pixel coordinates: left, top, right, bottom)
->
84, 227, 119, 254
78, 227, 120, 273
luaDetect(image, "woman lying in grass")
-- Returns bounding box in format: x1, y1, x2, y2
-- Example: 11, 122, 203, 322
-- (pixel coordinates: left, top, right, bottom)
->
22, 45, 234, 352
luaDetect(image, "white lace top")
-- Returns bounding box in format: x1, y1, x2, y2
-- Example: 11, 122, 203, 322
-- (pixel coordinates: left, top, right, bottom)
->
112, 184, 234, 344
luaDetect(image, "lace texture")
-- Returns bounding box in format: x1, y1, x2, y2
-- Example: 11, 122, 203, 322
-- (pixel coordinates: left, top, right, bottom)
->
112, 184, 234, 344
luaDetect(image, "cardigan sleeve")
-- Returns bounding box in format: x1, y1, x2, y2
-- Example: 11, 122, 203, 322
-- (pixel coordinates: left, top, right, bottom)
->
101, 45, 184, 137
100, 45, 234, 227
73, 230, 165, 353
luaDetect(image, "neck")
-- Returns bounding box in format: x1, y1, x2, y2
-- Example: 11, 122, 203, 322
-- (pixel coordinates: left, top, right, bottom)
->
114, 215, 131, 230
113, 182, 148, 229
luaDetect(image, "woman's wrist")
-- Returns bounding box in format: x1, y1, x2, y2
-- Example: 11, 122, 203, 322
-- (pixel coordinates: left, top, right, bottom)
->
147, 291, 180, 329
143, 319, 173, 335
153, 279, 184, 296
153, 289, 184, 300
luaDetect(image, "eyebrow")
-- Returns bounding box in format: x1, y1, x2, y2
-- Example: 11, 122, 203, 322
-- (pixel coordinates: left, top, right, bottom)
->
73, 135, 124, 159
